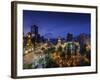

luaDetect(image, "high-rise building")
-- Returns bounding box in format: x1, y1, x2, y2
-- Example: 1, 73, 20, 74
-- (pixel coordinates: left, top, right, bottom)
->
31, 25, 38, 37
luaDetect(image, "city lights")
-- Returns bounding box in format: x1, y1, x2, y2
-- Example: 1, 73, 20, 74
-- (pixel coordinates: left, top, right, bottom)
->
23, 25, 91, 69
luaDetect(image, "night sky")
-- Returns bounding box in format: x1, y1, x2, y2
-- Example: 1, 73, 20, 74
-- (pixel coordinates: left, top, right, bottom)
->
23, 10, 91, 38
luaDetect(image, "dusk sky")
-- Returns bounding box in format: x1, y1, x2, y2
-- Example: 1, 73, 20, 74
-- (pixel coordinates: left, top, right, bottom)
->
23, 10, 91, 38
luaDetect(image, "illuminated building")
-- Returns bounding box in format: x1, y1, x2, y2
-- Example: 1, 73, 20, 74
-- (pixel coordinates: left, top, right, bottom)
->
26, 32, 33, 49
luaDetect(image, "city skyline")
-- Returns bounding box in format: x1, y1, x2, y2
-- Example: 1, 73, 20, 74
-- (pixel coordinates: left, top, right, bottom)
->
23, 10, 91, 38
